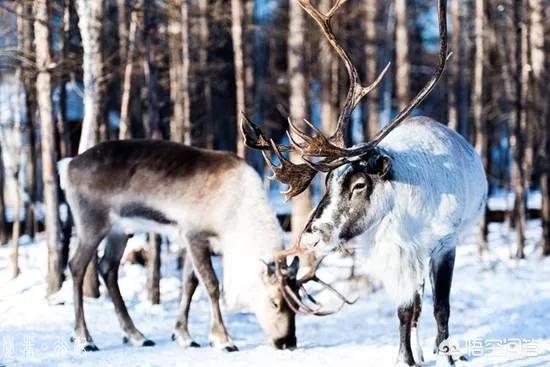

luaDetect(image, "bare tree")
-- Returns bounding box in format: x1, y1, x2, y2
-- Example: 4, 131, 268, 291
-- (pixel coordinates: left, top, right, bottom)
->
119, 5, 139, 140
394, 0, 410, 109
364, 0, 381, 138
447, 0, 460, 131
319, 0, 337, 136
526, 0, 548, 256
180, 0, 191, 144
472, 0, 488, 256
231, 0, 246, 157
147, 234, 161, 304
34, 0, 63, 295
76, 0, 105, 297
168, 0, 184, 142
76, 0, 104, 152
198, 0, 213, 147
511, 0, 527, 259
0, 145, 6, 245
7, 73, 24, 279
288, 0, 312, 243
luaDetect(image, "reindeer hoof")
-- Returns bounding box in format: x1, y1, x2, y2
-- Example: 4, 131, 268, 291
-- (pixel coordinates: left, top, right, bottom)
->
223, 345, 239, 353
142, 339, 155, 347
82, 344, 100, 352
172, 333, 200, 348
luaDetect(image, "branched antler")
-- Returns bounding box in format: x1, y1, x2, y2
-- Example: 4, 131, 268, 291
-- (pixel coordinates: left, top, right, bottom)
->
295, 0, 390, 147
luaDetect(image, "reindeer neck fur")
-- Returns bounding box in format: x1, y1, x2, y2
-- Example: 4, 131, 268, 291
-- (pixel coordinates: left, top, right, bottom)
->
358, 117, 487, 305
61, 140, 284, 310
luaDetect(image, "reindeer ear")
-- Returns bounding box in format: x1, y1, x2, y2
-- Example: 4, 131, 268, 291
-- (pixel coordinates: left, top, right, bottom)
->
364, 154, 392, 179
288, 256, 300, 279
261, 260, 277, 277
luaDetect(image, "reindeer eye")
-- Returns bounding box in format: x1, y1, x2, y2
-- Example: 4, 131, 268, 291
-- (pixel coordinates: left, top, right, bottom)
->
271, 299, 280, 310
352, 182, 367, 192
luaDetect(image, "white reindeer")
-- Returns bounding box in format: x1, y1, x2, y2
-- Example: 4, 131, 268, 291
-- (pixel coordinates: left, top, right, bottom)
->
59, 141, 298, 352
240, 0, 487, 365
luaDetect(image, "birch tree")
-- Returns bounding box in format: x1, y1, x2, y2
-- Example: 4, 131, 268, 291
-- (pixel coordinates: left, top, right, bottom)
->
76, 0, 104, 152
364, 0, 381, 138
472, 0, 488, 256
0, 147, 6, 245
394, 0, 410, 109
34, 0, 63, 295
511, 0, 527, 259
119, 5, 139, 140
198, 0, 213, 147
76, 0, 104, 297
180, 0, 191, 144
319, 0, 337, 136
231, 0, 246, 157
527, 0, 548, 256
288, 0, 312, 243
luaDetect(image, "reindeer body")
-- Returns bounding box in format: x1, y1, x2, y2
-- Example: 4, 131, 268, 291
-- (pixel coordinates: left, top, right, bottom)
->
61, 140, 296, 352
361, 116, 487, 305
298, 117, 487, 366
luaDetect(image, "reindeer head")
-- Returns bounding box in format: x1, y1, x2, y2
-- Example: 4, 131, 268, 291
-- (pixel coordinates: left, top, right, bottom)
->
241, 0, 450, 315
254, 258, 299, 349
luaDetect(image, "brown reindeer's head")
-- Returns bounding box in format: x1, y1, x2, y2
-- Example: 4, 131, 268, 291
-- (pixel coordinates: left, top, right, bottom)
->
242, 0, 449, 315
254, 258, 299, 349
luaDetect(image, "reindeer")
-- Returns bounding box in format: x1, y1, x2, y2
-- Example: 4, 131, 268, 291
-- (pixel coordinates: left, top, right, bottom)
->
58, 141, 298, 352
240, 0, 487, 365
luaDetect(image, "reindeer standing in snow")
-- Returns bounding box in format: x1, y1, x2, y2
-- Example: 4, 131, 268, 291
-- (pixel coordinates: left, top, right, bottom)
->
59, 142, 298, 352
240, 0, 487, 365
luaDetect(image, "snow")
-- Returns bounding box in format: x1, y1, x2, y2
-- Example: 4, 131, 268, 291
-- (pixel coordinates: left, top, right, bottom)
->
1, 220, 549, 367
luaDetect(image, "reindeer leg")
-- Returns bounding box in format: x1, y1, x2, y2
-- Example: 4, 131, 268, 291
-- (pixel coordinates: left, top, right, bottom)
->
172, 250, 200, 348
68, 204, 110, 352
188, 235, 237, 352
411, 285, 425, 365
430, 245, 463, 366
396, 303, 417, 366
98, 229, 154, 347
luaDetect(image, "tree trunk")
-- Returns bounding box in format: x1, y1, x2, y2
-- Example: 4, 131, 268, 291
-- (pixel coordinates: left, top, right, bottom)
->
473, 0, 488, 257
119, 6, 139, 140
527, 0, 548, 256
231, 0, 246, 158
76, 0, 104, 297
288, 0, 312, 243
76, 0, 104, 152
56, 0, 72, 158
447, 0, 460, 131
9, 68, 24, 279
511, 0, 527, 259
0, 144, 6, 245
544, 0, 550, 256
34, 0, 63, 295
117, 0, 128, 67
144, 0, 161, 139
168, 0, 184, 143
319, 0, 337, 136
364, 0, 380, 138
19, 1, 38, 241
180, 0, 192, 144
394, 0, 410, 109
198, 0, 213, 148
147, 234, 161, 304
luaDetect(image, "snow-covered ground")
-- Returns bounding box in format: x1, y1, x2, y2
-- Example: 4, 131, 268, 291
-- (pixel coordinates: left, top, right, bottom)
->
0, 219, 549, 367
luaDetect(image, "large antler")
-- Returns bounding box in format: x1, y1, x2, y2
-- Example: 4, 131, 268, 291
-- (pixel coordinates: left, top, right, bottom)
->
240, 112, 318, 200
274, 250, 357, 316
295, 0, 390, 147
288, 0, 451, 172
